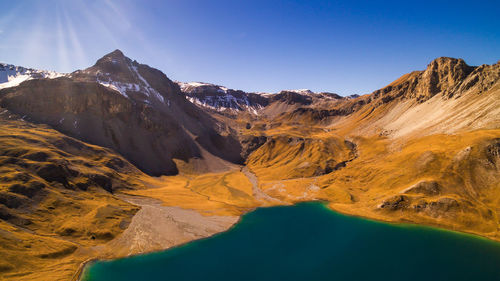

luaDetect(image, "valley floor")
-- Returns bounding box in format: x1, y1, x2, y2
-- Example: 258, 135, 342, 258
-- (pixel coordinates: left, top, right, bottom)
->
77, 128, 500, 278
1, 126, 499, 281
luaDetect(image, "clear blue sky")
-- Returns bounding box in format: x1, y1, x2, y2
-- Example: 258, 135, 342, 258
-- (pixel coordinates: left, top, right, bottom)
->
0, 0, 498, 95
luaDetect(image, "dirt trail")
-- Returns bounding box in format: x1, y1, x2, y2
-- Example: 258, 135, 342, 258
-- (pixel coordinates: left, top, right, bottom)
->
241, 167, 284, 204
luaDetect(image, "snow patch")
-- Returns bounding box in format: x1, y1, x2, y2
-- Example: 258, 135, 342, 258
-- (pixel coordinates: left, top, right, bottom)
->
177, 81, 263, 114
130, 65, 165, 103
0, 63, 65, 89
96, 78, 130, 98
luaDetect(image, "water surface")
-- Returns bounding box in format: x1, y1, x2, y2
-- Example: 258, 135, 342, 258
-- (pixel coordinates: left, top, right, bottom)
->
82, 202, 500, 281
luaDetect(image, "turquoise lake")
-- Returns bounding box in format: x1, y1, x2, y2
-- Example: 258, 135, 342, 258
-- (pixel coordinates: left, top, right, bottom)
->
82, 202, 500, 281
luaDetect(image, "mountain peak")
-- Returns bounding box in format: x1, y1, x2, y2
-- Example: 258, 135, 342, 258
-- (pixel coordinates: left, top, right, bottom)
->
70, 50, 181, 104
374, 56, 478, 102
419, 56, 475, 98
94, 49, 130, 68
106, 49, 126, 59
426, 57, 471, 72
429, 56, 464, 63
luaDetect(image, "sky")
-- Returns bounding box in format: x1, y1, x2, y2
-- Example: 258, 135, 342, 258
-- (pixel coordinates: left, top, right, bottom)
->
0, 0, 499, 95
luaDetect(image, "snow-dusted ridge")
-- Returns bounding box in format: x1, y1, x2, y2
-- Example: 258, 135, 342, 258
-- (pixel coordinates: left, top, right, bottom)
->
177, 81, 230, 94
0, 63, 65, 89
177, 81, 266, 114
283, 89, 315, 95
176, 81, 349, 114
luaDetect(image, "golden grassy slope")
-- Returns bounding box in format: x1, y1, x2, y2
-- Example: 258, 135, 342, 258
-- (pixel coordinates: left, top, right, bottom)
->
0, 116, 143, 281
317, 130, 500, 240
246, 135, 354, 181
125, 170, 259, 216
0, 114, 263, 280
238, 121, 500, 239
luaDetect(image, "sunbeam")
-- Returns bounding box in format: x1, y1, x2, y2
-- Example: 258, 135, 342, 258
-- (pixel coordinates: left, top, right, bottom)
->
73, 0, 121, 50
103, 0, 132, 31
56, 5, 71, 72
0, 0, 147, 72
62, 6, 87, 70
20, 2, 49, 70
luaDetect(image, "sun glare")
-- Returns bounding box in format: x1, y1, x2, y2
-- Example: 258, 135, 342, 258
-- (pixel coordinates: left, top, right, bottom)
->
1, 0, 139, 72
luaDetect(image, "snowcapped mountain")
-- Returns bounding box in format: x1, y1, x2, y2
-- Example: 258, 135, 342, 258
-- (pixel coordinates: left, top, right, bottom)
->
0, 63, 64, 89
176, 81, 346, 114
70, 50, 172, 106
177, 81, 268, 114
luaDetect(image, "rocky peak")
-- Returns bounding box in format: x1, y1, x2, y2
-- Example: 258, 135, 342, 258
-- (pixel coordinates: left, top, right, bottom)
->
274, 89, 343, 101
424, 57, 474, 82
371, 57, 478, 103
319, 92, 344, 99
285, 89, 315, 95
71, 50, 175, 104
416, 57, 475, 99
178, 82, 230, 95
90, 49, 136, 80
107, 49, 126, 58
177, 82, 347, 114
94, 49, 129, 67
271, 90, 313, 105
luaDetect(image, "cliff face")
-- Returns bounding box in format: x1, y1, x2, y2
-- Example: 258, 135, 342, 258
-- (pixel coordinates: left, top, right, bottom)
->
418, 57, 474, 98
370, 57, 498, 104
271, 58, 494, 140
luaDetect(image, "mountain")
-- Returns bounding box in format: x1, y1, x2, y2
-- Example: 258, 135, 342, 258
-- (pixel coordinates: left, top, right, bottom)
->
333, 57, 500, 138
177, 81, 268, 114
0, 53, 498, 281
0, 50, 243, 176
70, 49, 176, 105
176, 81, 346, 116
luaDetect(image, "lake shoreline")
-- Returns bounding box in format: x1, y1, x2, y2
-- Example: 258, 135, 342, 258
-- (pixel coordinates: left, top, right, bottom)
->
75, 193, 241, 281
78, 201, 500, 281
326, 202, 500, 244
77, 200, 500, 281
